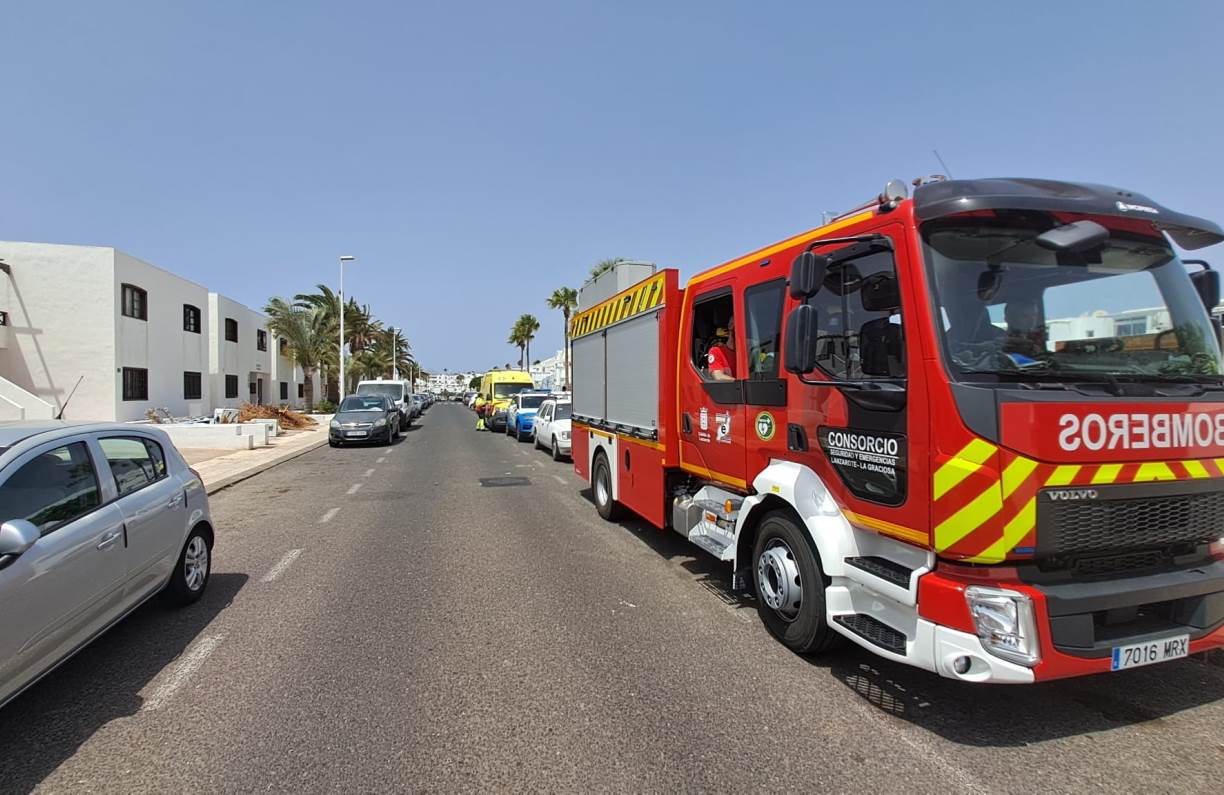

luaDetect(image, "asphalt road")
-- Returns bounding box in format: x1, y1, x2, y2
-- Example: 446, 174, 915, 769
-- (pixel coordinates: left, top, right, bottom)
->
3, 403, 1223, 793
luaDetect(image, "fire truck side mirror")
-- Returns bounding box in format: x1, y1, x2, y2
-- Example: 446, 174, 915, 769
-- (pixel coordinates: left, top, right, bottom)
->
783, 304, 819, 374
1189, 268, 1220, 313
789, 252, 829, 299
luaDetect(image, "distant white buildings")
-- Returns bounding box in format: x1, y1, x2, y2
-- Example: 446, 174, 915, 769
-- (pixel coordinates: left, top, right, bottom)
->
529, 349, 568, 391
422, 370, 475, 395
0, 241, 318, 422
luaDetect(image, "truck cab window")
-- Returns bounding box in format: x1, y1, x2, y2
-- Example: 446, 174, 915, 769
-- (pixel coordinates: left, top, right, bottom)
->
744, 280, 785, 379
691, 293, 735, 381
806, 249, 904, 379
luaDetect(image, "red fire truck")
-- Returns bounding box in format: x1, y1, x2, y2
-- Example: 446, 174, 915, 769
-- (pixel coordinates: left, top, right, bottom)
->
570, 177, 1224, 683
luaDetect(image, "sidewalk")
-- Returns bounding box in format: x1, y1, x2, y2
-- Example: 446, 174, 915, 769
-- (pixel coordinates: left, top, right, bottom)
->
185, 424, 329, 494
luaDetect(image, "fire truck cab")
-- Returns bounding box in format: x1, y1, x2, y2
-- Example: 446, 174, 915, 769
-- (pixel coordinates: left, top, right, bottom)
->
570, 177, 1224, 683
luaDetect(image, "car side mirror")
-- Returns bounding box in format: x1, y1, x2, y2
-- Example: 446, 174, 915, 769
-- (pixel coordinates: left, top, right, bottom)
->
783, 304, 819, 374
1189, 268, 1220, 313
789, 252, 830, 299
0, 519, 40, 558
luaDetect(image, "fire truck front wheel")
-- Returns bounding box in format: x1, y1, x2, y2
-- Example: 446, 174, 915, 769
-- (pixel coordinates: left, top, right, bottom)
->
592, 452, 622, 521
753, 511, 838, 654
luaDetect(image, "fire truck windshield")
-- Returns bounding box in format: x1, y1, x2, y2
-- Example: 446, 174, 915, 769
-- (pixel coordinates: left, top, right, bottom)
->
921, 215, 1223, 383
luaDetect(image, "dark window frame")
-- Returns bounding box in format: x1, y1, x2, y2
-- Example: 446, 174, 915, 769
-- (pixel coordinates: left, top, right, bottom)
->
121, 367, 148, 401
183, 304, 201, 333
225, 374, 239, 398
743, 279, 787, 381
98, 435, 170, 498
224, 318, 238, 343
121, 284, 147, 320
279, 381, 289, 401
803, 247, 906, 381
257, 329, 268, 352
298, 383, 304, 399
183, 371, 202, 400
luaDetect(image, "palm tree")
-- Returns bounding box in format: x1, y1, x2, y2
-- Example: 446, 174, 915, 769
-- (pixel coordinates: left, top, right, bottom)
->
295, 285, 383, 399
264, 297, 329, 411
517, 314, 540, 371
590, 257, 627, 279
508, 321, 527, 370
547, 286, 578, 390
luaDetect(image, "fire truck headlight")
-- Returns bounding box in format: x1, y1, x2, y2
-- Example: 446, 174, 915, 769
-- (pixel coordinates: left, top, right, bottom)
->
965, 586, 1040, 667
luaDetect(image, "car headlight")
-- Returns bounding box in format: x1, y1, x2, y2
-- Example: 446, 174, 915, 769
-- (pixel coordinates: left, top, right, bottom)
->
560, 431, 570, 440
330, 420, 341, 429
374, 418, 387, 427
965, 586, 1040, 667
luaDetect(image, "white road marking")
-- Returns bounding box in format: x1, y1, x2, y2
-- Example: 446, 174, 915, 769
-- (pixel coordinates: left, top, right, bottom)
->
376, 457, 387, 464
141, 634, 224, 711
347, 483, 363, 495
552, 474, 567, 485
319, 507, 340, 524
261, 548, 304, 583
363, 468, 376, 477
533, 460, 546, 469
618, 599, 637, 608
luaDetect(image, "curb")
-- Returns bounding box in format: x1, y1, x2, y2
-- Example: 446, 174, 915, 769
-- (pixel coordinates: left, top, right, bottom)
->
203, 435, 329, 494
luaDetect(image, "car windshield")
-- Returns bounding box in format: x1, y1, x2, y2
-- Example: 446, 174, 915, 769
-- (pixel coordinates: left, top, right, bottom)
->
553, 403, 572, 420
356, 383, 403, 400
922, 214, 1223, 383
518, 394, 546, 409
493, 382, 532, 398
339, 396, 385, 412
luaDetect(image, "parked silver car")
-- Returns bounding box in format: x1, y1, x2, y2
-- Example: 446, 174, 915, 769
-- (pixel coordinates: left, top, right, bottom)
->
0, 421, 214, 709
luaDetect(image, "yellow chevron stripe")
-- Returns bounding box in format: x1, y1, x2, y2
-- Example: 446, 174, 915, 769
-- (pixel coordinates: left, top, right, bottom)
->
1091, 464, 1123, 484
1045, 465, 1081, 486
932, 438, 997, 500
1001, 456, 1038, 499
934, 481, 1003, 552
1134, 462, 1176, 482
1183, 460, 1210, 479
965, 497, 1036, 564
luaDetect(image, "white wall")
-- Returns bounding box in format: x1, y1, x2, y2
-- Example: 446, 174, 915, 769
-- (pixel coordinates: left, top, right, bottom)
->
113, 252, 211, 421
0, 242, 118, 421
208, 293, 273, 410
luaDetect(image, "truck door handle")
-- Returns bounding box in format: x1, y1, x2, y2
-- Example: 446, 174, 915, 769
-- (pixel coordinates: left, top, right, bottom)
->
97, 530, 122, 550
682, 413, 692, 434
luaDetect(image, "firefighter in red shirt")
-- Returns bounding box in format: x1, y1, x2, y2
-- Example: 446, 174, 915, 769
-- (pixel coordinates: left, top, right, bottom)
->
707, 315, 736, 381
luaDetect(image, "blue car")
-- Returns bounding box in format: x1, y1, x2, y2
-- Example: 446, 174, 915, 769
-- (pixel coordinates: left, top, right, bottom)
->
505, 391, 551, 442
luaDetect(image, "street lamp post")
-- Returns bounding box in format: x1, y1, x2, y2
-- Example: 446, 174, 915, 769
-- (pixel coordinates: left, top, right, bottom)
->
391, 326, 399, 381
339, 255, 355, 401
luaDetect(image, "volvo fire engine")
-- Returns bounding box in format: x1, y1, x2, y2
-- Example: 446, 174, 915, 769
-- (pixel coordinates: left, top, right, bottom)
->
570, 177, 1224, 683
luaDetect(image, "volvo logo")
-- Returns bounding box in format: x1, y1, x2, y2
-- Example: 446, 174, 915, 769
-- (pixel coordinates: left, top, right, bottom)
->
1046, 488, 1099, 501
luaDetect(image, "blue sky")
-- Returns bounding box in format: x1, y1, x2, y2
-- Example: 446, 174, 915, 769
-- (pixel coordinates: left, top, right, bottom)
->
2, 1, 1221, 372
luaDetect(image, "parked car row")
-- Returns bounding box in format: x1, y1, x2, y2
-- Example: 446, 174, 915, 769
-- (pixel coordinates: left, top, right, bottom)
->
500, 392, 572, 461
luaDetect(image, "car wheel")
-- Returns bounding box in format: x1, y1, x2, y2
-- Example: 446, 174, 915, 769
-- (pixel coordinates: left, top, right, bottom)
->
552, 438, 562, 461
592, 452, 621, 521
163, 527, 212, 606
752, 511, 841, 654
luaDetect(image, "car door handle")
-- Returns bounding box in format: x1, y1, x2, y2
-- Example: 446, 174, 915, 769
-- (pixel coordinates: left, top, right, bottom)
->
167, 493, 184, 509
97, 530, 122, 550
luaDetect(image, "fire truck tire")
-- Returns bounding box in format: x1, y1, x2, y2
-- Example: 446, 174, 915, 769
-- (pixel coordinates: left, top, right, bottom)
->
753, 511, 839, 654
592, 453, 621, 521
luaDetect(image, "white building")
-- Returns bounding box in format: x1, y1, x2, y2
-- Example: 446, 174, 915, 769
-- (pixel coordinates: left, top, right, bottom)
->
529, 349, 568, 391
422, 370, 473, 395
0, 241, 317, 422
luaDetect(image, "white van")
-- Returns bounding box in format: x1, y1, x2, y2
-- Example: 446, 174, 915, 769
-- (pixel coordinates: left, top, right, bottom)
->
355, 380, 413, 428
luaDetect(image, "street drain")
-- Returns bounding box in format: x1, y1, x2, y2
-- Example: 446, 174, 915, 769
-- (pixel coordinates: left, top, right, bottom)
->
480, 476, 531, 487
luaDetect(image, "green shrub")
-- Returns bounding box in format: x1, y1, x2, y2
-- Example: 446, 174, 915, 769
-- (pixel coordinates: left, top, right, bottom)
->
313, 399, 337, 414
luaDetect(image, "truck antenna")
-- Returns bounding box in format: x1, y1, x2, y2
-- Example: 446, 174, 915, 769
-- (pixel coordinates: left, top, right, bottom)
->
56, 375, 84, 420
933, 149, 954, 179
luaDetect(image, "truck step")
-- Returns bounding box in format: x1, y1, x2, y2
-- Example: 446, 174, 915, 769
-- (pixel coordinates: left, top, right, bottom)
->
844, 556, 913, 589
689, 531, 732, 559
832, 613, 907, 655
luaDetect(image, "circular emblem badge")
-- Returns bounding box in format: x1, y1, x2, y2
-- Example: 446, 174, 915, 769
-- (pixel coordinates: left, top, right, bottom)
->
755, 411, 776, 442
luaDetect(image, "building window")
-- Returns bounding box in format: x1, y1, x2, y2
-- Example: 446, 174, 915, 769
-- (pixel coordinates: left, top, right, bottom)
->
183, 304, 201, 333
0, 310, 8, 326
225, 318, 238, 342
121, 284, 147, 320
225, 374, 239, 398
298, 383, 304, 398
249, 381, 257, 396
183, 371, 202, 400
280, 382, 289, 401
122, 367, 148, 401
279, 337, 288, 354
1114, 317, 1147, 337
257, 329, 268, 351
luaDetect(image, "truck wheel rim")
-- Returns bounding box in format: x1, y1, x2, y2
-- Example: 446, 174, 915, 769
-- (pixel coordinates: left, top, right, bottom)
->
184, 536, 209, 592
596, 465, 609, 506
757, 539, 801, 622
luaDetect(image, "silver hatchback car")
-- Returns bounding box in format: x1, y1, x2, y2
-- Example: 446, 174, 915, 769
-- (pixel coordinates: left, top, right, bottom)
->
0, 421, 214, 709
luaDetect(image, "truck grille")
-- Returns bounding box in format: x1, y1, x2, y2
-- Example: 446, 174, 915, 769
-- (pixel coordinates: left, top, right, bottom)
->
1036, 486, 1224, 557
